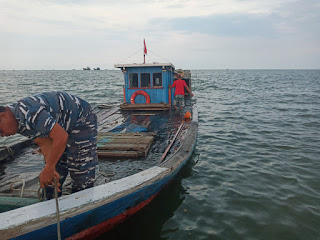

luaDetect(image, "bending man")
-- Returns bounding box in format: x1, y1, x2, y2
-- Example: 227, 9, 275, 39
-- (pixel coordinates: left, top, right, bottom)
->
0, 91, 97, 199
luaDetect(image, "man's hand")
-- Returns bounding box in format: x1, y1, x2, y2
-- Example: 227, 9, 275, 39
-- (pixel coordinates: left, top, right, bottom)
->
39, 167, 61, 191
190, 93, 194, 97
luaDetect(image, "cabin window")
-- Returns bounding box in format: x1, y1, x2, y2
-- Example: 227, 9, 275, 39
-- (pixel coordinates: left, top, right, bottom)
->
153, 72, 162, 87
141, 73, 150, 88
129, 73, 138, 88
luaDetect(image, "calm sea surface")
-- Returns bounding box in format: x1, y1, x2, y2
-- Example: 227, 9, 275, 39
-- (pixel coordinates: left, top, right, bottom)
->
0, 70, 319, 240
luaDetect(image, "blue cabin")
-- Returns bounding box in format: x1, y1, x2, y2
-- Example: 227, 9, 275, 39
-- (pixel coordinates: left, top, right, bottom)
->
114, 63, 175, 110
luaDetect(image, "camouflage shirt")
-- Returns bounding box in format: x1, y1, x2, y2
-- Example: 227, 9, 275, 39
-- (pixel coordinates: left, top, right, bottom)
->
8, 91, 92, 139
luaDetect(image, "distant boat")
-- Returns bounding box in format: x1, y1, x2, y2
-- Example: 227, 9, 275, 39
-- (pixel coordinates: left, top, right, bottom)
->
83, 67, 91, 70
94, 67, 100, 70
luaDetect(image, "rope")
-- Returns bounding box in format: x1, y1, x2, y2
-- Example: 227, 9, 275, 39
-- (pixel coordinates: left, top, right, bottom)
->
9, 178, 62, 240
148, 49, 173, 63
118, 48, 143, 63
4, 146, 14, 158
38, 187, 46, 201
9, 179, 47, 201
10, 179, 26, 198
117, 47, 173, 64
54, 178, 61, 240
100, 171, 116, 177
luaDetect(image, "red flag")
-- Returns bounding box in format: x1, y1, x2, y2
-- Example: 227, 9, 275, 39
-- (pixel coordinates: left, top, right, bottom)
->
144, 39, 147, 55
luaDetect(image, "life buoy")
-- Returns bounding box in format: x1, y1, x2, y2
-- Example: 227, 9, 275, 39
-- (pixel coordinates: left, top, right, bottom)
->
130, 90, 151, 104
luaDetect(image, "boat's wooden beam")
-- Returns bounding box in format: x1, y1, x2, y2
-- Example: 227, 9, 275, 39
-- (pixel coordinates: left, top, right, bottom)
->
107, 138, 153, 144
121, 107, 169, 111
98, 136, 154, 141
98, 132, 157, 136
98, 151, 139, 158
120, 103, 170, 111
97, 143, 148, 151
97, 131, 155, 157
131, 113, 156, 116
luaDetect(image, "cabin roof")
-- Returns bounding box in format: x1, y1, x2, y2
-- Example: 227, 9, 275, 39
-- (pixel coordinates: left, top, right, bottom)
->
114, 62, 175, 69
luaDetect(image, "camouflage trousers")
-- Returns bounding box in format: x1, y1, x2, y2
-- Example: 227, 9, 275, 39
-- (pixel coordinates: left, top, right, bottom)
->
173, 94, 185, 108
46, 110, 98, 199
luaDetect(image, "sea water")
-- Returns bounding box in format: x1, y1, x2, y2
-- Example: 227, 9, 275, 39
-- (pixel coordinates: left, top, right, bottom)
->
0, 69, 319, 240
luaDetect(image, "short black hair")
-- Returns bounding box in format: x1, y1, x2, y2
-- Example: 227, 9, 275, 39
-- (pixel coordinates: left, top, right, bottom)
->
0, 106, 7, 112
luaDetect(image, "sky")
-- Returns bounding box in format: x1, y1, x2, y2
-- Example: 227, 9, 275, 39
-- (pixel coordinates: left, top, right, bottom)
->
1, 0, 319, 70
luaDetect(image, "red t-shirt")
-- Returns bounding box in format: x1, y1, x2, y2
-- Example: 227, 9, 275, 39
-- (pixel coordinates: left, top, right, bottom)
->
172, 79, 187, 96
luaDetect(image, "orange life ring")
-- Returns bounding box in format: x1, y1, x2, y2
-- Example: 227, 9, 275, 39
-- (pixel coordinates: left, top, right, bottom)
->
130, 90, 151, 104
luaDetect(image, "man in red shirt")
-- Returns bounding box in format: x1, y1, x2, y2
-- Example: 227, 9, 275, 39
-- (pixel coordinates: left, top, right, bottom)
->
170, 74, 194, 110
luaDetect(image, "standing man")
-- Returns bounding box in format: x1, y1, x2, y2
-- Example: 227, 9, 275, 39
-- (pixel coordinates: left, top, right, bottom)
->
0, 91, 98, 199
170, 74, 194, 110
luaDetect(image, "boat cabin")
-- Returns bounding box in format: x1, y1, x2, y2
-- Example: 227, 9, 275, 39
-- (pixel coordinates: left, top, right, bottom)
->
114, 63, 174, 109
115, 62, 191, 110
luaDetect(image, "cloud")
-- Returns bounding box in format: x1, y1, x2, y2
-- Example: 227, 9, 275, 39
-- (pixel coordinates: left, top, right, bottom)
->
1, 0, 319, 37
0, 0, 295, 35
150, 14, 277, 38
0, 0, 319, 69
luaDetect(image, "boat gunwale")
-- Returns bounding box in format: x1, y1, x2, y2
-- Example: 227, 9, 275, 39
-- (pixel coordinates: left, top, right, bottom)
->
0, 166, 170, 238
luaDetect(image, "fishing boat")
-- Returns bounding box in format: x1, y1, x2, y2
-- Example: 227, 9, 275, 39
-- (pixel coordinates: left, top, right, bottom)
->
0, 46, 198, 239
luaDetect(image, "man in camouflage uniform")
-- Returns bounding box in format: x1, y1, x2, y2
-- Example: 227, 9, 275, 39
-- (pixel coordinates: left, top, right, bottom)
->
0, 91, 97, 199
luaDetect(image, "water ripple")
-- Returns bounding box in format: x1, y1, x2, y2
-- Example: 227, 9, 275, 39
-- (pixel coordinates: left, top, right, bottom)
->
1, 69, 320, 240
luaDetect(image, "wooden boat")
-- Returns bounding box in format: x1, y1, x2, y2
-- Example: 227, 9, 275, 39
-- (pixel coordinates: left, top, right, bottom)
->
0, 57, 197, 239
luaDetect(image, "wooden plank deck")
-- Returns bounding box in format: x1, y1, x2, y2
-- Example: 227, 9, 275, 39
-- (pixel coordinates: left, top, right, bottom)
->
97, 132, 156, 158
120, 103, 170, 111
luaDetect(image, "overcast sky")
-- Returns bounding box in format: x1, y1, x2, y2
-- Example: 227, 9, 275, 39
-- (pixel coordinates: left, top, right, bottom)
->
1, 0, 319, 70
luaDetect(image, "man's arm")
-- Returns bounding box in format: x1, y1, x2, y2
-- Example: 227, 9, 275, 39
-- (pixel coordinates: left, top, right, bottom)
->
38, 123, 68, 189
185, 85, 194, 97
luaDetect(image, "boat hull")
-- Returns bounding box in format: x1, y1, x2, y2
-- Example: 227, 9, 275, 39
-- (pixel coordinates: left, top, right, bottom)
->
1, 107, 198, 240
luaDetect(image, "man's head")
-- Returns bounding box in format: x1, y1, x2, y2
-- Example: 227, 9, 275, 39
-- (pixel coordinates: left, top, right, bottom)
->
176, 74, 181, 79
0, 106, 18, 137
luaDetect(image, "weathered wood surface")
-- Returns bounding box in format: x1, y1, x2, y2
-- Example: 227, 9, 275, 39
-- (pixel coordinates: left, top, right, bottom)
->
96, 106, 119, 121
109, 138, 153, 144
98, 143, 148, 151
120, 103, 170, 111
97, 150, 139, 158
98, 132, 157, 136
159, 119, 185, 163
97, 132, 156, 158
